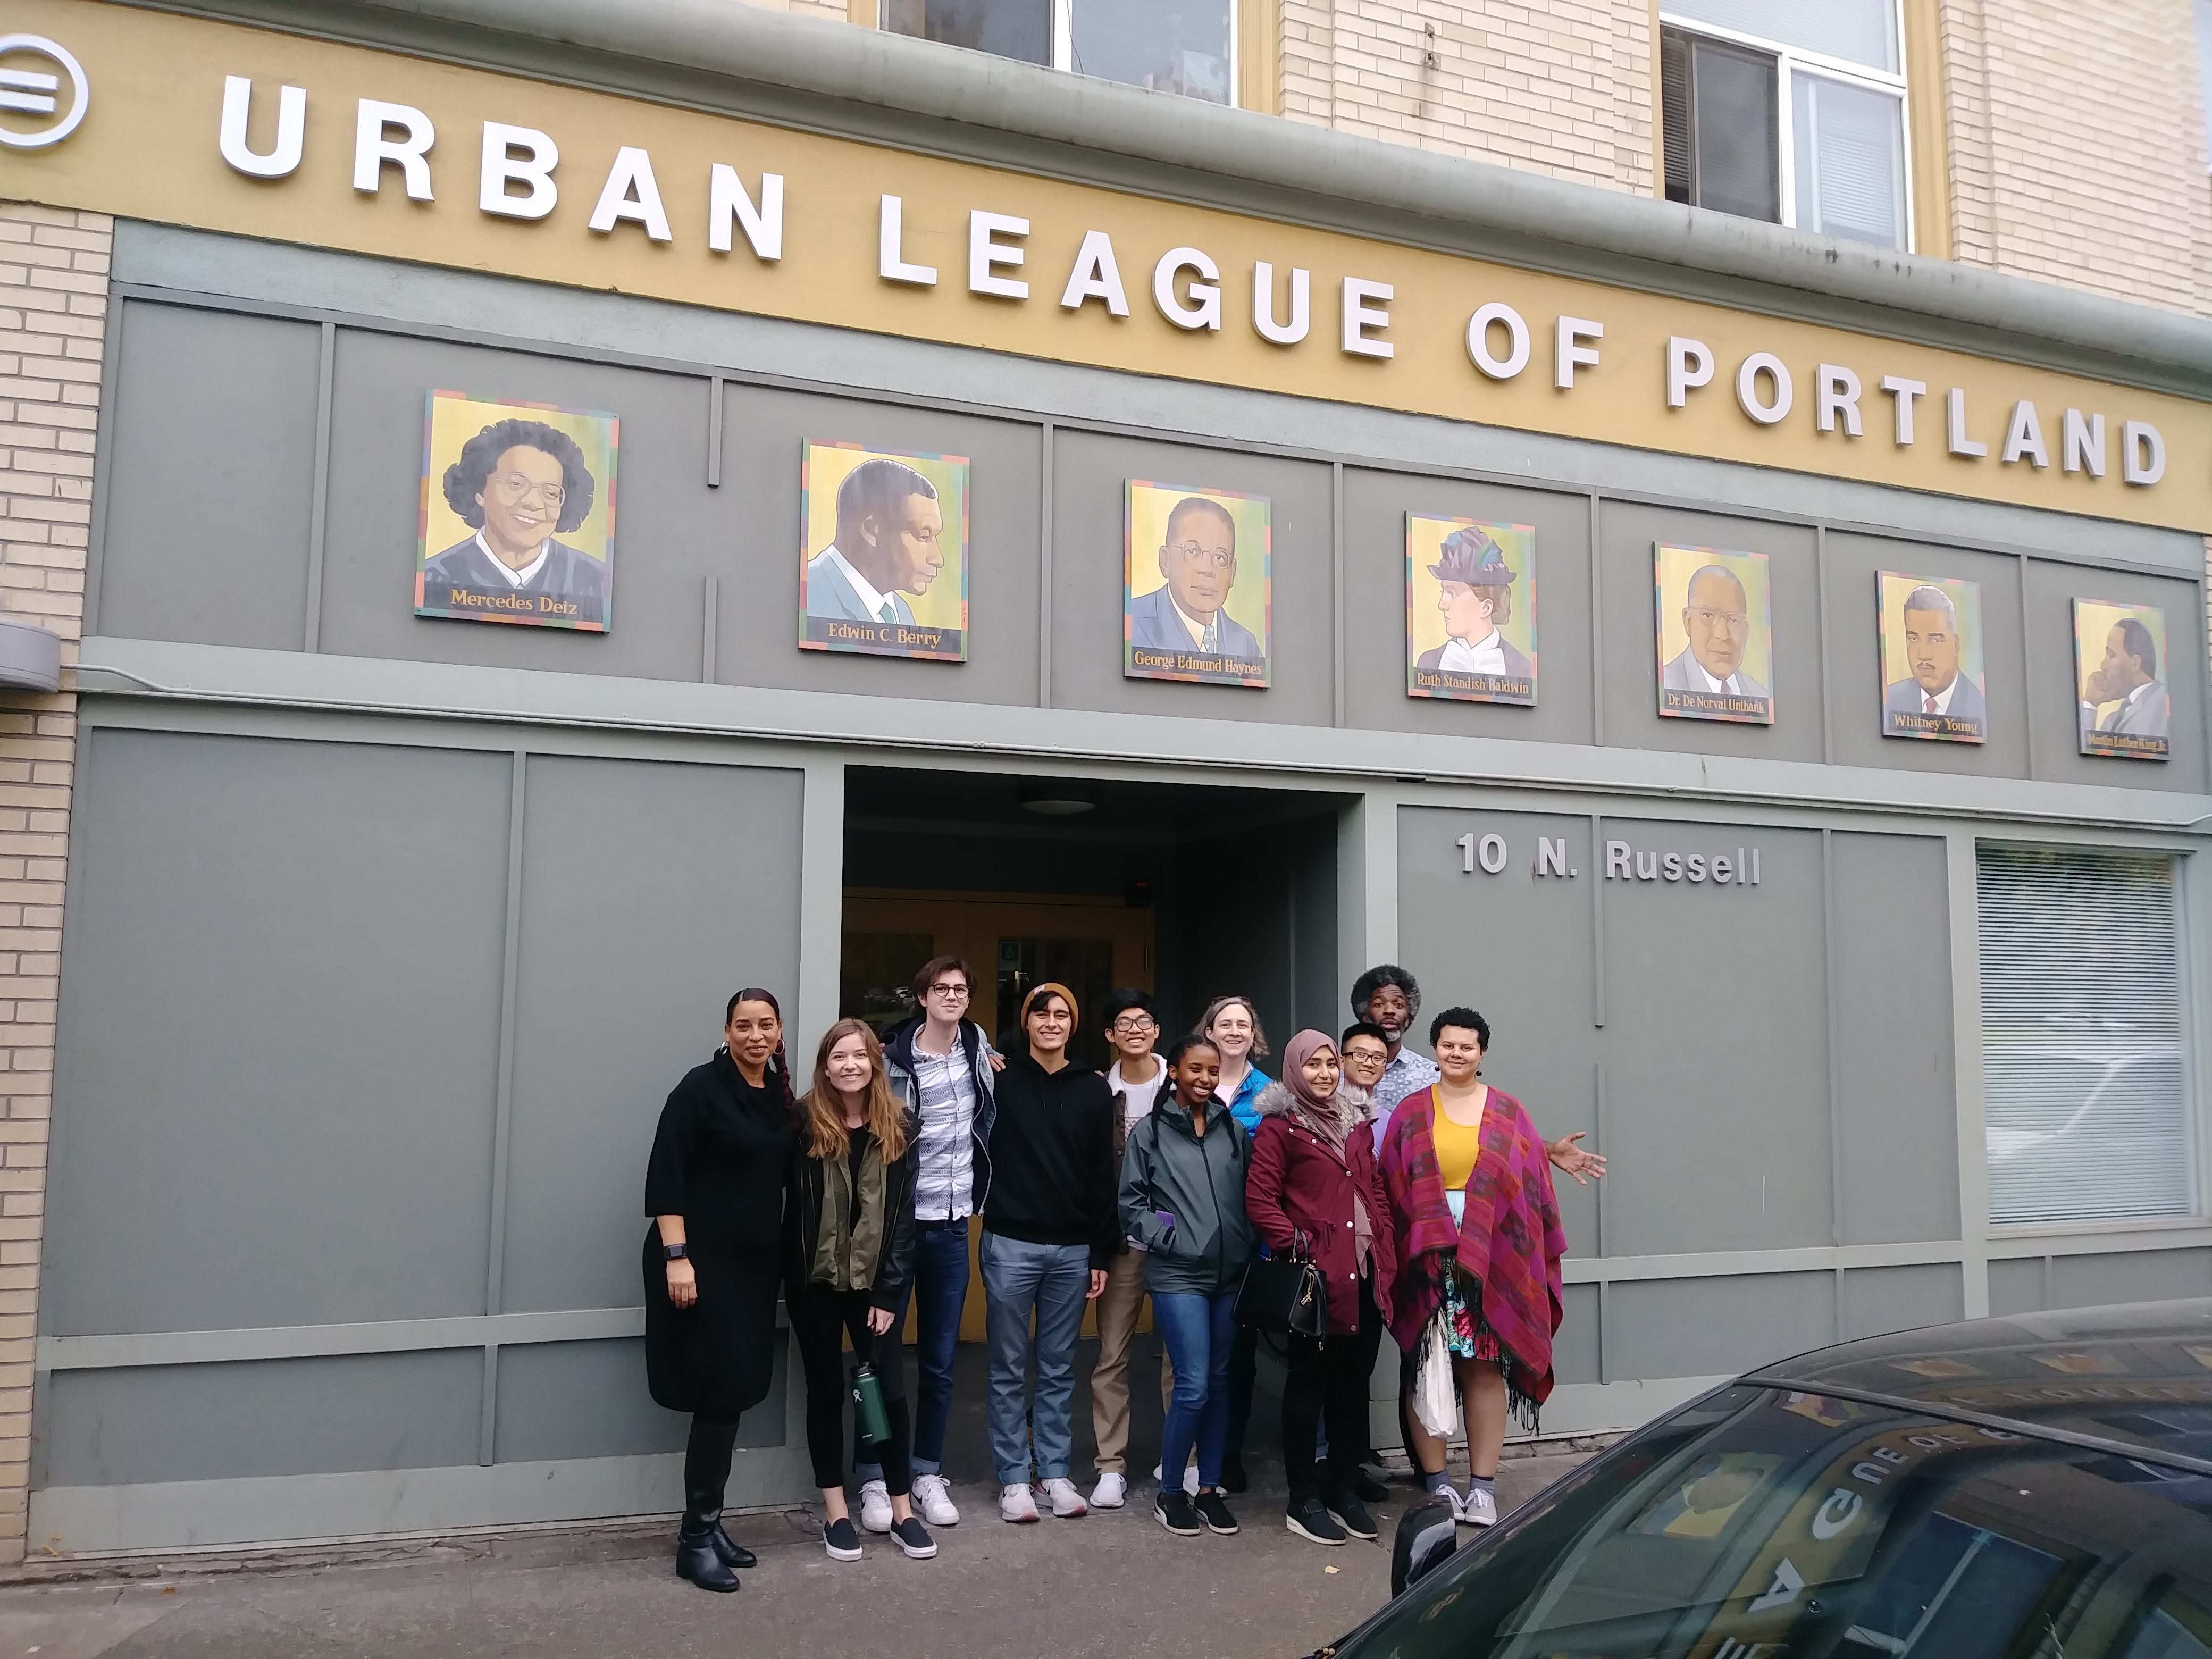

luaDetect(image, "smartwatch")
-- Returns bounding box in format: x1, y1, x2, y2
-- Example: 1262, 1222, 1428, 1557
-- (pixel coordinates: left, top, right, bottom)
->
663, 1243, 689, 1261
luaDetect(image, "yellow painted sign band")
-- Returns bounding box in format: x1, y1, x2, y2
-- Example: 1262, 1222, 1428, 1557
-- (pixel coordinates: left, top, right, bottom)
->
8, 0, 2211, 531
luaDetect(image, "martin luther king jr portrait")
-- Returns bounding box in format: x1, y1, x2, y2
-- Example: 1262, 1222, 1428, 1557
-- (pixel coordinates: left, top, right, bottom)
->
416, 404, 613, 632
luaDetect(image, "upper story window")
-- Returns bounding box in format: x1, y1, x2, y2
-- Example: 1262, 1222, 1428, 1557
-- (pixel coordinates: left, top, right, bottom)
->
1660, 1, 1911, 250
884, 0, 1237, 106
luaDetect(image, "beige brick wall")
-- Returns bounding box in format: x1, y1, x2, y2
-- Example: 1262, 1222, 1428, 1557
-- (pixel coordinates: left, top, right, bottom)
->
1279, 0, 1654, 193
1938, 0, 2210, 314
0, 200, 102, 1566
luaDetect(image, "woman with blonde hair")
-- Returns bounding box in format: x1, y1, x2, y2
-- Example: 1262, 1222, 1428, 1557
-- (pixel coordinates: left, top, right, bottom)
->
784, 1018, 934, 1563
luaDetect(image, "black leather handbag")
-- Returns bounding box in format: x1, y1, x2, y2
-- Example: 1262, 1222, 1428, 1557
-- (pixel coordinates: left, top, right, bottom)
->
1234, 1229, 1329, 1337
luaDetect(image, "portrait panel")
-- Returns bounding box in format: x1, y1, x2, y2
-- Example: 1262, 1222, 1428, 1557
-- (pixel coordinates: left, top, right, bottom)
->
1124, 481, 1271, 688
416, 391, 617, 632
1878, 572, 1986, 744
799, 440, 971, 663
1653, 543, 1773, 724
2073, 599, 2171, 760
1405, 515, 1537, 706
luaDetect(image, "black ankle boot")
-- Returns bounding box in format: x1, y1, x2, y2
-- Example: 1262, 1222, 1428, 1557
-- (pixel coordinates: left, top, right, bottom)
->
676, 1509, 741, 1593
706, 1513, 756, 1571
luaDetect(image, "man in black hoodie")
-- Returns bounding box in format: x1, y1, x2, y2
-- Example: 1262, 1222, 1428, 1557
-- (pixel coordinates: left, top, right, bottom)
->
981, 982, 1117, 1524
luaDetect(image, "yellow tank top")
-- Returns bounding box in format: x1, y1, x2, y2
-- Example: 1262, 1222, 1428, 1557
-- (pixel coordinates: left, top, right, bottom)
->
1430, 1094, 1486, 1193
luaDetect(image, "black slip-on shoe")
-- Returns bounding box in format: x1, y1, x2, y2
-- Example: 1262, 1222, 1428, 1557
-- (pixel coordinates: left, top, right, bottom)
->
1286, 1497, 1347, 1546
1194, 1488, 1240, 1536
891, 1515, 937, 1559
1326, 1493, 1379, 1540
1155, 1490, 1203, 1537
822, 1516, 864, 1561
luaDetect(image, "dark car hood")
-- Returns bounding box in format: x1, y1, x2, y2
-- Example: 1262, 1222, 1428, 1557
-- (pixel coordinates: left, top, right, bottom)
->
1746, 1296, 2212, 1464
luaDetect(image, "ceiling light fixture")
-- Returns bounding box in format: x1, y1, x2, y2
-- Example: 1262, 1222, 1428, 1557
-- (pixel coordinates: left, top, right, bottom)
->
1018, 784, 1099, 816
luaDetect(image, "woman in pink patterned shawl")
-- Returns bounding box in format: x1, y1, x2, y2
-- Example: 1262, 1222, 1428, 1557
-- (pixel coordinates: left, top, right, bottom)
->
1376, 1006, 1566, 1530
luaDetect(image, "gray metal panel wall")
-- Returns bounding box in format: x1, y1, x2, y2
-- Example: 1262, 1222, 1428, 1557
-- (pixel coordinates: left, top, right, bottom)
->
96, 302, 320, 649
500, 754, 804, 1313
46, 730, 513, 1336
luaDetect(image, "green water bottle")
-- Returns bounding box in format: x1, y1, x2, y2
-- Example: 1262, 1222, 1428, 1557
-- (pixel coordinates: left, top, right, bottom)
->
850, 1361, 892, 1446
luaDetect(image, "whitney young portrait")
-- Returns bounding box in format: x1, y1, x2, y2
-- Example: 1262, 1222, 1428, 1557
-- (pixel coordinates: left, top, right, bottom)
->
1654, 543, 1773, 724
1405, 516, 1536, 706
1124, 481, 1271, 688
2074, 599, 2170, 760
800, 441, 970, 662
1879, 572, 1987, 743
416, 392, 617, 632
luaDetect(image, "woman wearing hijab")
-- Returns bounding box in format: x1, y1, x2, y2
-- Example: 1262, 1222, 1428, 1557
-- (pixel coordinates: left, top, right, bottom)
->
1246, 1030, 1398, 1546
644, 988, 799, 1593
1377, 1007, 1565, 1530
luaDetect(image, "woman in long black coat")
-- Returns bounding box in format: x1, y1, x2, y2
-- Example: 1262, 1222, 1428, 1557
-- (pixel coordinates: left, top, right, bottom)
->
644, 986, 796, 1594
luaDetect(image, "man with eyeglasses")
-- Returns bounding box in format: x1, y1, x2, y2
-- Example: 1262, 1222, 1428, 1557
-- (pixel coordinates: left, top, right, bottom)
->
859, 953, 1000, 1534
1661, 564, 1769, 715
1127, 496, 1262, 665
1087, 989, 1176, 1510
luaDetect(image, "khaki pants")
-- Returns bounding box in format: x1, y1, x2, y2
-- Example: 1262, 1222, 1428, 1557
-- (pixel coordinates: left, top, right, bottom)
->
1088, 1249, 1174, 1473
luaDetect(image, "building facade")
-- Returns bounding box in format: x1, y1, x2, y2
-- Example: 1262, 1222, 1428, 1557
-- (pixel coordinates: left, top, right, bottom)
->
0, 0, 2207, 1560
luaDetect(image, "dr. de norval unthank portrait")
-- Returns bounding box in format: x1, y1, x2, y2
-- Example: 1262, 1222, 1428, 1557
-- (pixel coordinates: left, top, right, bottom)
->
416, 392, 617, 632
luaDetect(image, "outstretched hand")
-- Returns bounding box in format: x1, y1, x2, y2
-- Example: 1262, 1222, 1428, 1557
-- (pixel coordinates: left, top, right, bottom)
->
1547, 1131, 1607, 1185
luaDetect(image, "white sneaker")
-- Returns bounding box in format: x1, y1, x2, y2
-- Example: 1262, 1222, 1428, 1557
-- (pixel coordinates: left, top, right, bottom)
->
1151, 1461, 1202, 1495
999, 1481, 1040, 1523
858, 1478, 894, 1534
1041, 1477, 1088, 1518
1090, 1471, 1128, 1509
1460, 1485, 1498, 1527
911, 1472, 960, 1527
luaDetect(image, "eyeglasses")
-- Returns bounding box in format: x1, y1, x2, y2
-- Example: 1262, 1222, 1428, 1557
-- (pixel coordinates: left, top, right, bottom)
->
926, 983, 970, 999
1687, 608, 1748, 635
490, 472, 565, 508
1111, 1017, 1158, 1034
1167, 541, 1235, 570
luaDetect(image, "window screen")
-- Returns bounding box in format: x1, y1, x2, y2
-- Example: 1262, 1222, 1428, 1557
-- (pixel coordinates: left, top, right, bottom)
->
883, 0, 1051, 66
1071, 0, 1234, 104
1792, 71, 1906, 246
1978, 847, 2196, 1226
1660, 29, 1780, 222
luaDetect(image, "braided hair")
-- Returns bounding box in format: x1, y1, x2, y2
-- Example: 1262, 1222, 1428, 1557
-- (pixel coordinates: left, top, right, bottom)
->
725, 986, 797, 1117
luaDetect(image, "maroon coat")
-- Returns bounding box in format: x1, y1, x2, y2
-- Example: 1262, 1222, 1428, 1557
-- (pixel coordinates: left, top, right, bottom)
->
1244, 1082, 1398, 1336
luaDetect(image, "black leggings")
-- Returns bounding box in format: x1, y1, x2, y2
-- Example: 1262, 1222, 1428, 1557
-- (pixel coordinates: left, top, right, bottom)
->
789, 1281, 912, 1494
684, 1414, 740, 1514
1280, 1276, 1382, 1504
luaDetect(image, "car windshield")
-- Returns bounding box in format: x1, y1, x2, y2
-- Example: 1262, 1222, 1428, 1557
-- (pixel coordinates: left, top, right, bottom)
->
1335, 1385, 2212, 1659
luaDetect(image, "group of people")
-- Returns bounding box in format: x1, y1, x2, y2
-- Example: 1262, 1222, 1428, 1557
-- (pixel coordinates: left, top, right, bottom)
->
640, 961, 1601, 1591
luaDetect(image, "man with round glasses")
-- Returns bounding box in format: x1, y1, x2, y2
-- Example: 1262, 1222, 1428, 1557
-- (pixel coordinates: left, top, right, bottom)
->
1662, 562, 1769, 719
1127, 496, 1261, 664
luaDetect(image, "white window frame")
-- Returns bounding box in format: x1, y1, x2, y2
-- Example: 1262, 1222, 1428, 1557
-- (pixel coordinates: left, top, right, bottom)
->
1658, 3, 1914, 253
884, 0, 1242, 109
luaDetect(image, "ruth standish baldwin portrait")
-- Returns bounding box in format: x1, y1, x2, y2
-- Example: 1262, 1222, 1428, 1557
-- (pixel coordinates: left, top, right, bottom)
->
416, 392, 617, 632
1654, 543, 1773, 724
1124, 481, 1271, 688
800, 441, 970, 663
2074, 599, 2170, 760
1405, 515, 1536, 705
1878, 572, 1986, 743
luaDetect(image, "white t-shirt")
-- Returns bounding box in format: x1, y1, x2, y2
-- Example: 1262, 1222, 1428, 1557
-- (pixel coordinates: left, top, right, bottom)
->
1107, 1058, 1163, 1124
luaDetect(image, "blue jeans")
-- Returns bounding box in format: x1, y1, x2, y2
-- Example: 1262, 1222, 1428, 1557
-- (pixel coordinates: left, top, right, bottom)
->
980, 1233, 1091, 1486
1154, 1288, 1238, 1492
857, 1219, 970, 1481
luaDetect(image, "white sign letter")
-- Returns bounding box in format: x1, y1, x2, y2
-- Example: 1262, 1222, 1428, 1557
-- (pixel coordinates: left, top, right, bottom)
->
1252, 262, 1309, 345
1061, 230, 1130, 316
1555, 315, 1603, 389
1880, 375, 1926, 446
1340, 277, 1393, 359
2123, 420, 2166, 485
353, 99, 434, 200
1665, 336, 1713, 408
479, 121, 558, 220
588, 146, 672, 242
1152, 247, 1221, 331
1946, 387, 1988, 458
1466, 303, 1530, 380
1815, 364, 1862, 436
707, 165, 783, 259
1736, 353, 1793, 425
2062, 408, 2106, 477
967, 210, 1029, 299
2000, 399, 2049, 468
877, 194, 937, 286
222, 76, 306, 180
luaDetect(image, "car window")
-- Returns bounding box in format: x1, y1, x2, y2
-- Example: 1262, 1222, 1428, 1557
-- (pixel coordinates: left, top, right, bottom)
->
1339, 1385, 2212, 1659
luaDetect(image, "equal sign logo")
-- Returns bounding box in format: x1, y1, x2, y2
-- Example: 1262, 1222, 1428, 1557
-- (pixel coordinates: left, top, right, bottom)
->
0, 35, 89, 151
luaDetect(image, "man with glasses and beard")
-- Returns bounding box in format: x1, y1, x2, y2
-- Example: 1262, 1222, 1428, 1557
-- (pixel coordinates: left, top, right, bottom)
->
858, 956, 1001, 1535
